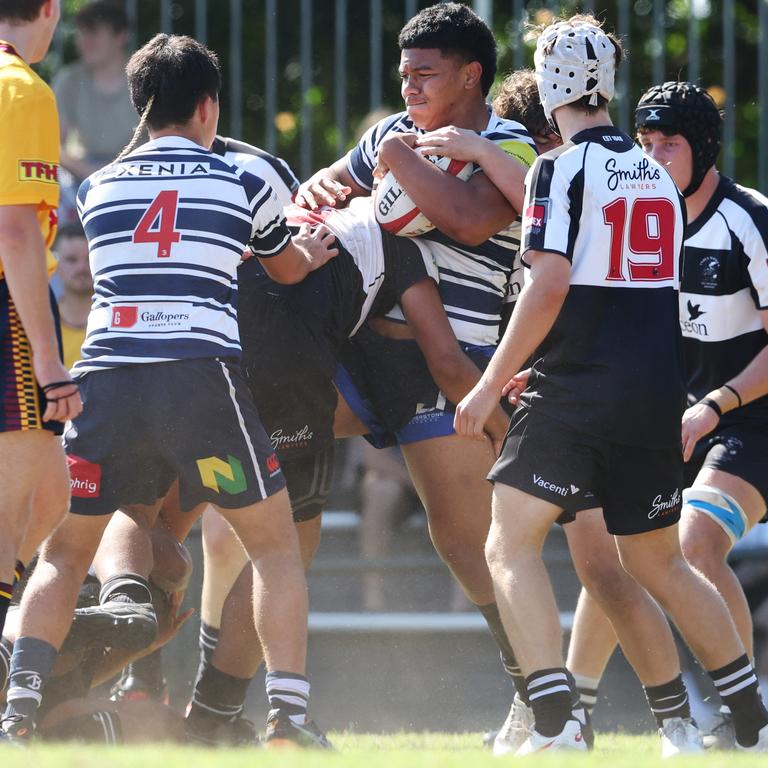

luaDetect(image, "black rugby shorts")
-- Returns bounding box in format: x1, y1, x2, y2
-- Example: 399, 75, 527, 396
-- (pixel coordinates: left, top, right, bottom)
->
489, 406, 684, 536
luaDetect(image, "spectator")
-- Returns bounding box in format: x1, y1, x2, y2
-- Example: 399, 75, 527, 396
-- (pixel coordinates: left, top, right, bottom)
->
53, 223, 92, 370
53, 2, 137, 219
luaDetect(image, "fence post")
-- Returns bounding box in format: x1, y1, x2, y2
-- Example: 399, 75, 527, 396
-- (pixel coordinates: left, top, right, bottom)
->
370, 0, 382, 111
760, 0, 768, 192
335, 0, 349, 155
195, 0, 207, 45
300, 0, 313, 178
229, 0, 242, 139
722, 0, 736, 178
265, 0, 277, 154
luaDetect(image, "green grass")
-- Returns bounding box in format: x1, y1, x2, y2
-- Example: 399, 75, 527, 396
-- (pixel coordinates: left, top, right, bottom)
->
11, 733, 767, 767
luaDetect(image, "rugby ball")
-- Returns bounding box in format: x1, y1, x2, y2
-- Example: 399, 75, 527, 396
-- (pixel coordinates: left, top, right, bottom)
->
374, 155, 474, 237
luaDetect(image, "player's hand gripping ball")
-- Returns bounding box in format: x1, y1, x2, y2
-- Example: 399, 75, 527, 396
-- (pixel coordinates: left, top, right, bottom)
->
374, 155, 474, 237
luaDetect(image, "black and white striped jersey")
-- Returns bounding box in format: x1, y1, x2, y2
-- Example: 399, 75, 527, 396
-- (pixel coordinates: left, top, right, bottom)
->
520, 126, 687, 448
681, 175, 768, 424
346, 109, 537, 345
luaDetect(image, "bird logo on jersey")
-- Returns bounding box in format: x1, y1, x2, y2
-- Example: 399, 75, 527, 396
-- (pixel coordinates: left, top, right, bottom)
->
687, 300, 706, 321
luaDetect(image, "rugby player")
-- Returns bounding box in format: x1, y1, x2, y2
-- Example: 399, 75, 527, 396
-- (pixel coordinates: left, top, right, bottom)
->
2, 33, 336, 745
455, 15, 768, 754
563, 81, 768, 752
296, 1, 539, 710
422, 68, 698, 756
0, 0, 81, 654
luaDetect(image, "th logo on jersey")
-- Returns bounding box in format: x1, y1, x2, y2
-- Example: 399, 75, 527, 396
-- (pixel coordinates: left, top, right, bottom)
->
525, 198, 550, 234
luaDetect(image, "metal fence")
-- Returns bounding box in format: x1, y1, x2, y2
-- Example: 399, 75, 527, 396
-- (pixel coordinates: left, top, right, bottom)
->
55, 1, 768, 191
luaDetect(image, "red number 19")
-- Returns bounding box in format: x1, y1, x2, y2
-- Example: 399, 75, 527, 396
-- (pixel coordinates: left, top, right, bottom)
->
603, 197, 676, 282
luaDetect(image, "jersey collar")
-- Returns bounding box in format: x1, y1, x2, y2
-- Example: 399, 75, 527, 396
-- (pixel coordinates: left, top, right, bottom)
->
139, 136, 211, 153
570, 125, 634, 152
0, 41, 21, 58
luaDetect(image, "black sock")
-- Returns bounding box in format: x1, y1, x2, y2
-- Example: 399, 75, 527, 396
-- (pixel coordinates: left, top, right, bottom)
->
187, 663, 251, 733
3, 636, 58, 725
0, 580, 12, 639
709, 654, 768, 747
194, 622, 220, 688
644, 674, 690, 728
126, 647, 164, 694
476, 602, 528, 704
99, 573, 153, 605
42, 710, 123, 744
526, 667, 574, 737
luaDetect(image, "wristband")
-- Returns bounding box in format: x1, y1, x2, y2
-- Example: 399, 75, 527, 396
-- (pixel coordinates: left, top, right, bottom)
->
722, 383, 743, 408
699, 397, 722, 418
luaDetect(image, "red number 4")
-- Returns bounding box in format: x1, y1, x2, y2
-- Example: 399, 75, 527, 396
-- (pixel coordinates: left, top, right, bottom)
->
603, 197, 676, 282
133, 190, 182, 258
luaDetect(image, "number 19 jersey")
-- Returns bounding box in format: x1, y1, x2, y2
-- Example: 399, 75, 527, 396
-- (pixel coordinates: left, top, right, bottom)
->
73, 136, 290, 376
520, 126, 686, 448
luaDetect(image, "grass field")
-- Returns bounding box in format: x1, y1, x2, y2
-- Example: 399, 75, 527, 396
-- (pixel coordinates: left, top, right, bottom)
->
13, 733, 767, 767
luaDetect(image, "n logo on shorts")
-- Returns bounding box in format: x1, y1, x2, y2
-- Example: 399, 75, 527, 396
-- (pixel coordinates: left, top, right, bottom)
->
197, 455, 247, 494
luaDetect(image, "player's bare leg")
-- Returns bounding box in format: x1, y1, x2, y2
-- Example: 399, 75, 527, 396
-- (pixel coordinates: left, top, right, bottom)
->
401, 434, 496, 604
617, 524, 768, 749
0, 432, 68, 634
565, 509, 679, 686
680, 468, 767, 659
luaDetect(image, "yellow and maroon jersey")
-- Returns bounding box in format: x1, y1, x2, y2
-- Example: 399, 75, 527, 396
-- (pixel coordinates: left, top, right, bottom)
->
0, 41, 60, 279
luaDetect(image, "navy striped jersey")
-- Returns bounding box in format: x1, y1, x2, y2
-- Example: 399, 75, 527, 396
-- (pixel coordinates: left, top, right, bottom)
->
346, 109, 537, 346
73, 136, 290, 375
681, 175, 768, 424
521, 126, 687, 448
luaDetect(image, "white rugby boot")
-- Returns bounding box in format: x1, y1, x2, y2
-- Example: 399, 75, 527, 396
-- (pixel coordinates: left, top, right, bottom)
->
492, 694, 534, 756
736, 721, 768, 752
514, 719, 587, 755
659, 717, 705, 758
702, 707, 735, 750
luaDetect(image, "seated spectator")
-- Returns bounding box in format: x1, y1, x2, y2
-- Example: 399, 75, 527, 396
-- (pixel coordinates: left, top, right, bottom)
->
53, 223, 92, 370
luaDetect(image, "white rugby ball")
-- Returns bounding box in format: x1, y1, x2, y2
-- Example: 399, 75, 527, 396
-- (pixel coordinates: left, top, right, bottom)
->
374, 155, 474, 237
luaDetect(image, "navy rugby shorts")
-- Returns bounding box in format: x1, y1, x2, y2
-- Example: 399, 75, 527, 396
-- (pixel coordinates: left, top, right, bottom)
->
65, 358, 285, 516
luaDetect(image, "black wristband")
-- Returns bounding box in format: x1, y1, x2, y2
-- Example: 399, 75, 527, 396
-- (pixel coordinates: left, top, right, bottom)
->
700, 397, 722, 418
722, 383, 743, 408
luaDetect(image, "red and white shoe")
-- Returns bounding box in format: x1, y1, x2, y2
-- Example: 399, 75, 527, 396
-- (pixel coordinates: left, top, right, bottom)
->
514, 719, 587, 755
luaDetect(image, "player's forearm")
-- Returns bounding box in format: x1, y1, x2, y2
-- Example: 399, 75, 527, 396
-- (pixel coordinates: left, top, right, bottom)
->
382, 141, 508, 245
706, 343, 768, 412
0, 212, 60, 358
471, 142, 528, 215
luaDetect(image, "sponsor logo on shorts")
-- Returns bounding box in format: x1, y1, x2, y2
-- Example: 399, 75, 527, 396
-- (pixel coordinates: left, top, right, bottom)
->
197, 455, 247, 494
532, 473, 575, 497
110, 303, 192, 331
648, 488, 681, 520
525, 199, 549, 233
265, 453, 281, 477
18, 160, 58, 184
270, 425, 314, 450
67, 455, 102, 498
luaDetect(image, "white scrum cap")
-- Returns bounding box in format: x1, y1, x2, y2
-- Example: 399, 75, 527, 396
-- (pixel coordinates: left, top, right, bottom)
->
534, 20, 617, 123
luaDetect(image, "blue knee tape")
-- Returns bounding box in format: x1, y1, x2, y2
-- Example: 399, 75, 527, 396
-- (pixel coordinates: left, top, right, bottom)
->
682, 486, 747, 546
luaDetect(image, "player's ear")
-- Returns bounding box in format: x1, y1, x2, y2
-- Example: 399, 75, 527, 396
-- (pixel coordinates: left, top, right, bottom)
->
463, 60, 483, 92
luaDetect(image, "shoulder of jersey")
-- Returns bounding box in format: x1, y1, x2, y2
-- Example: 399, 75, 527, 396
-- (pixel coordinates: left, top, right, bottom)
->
728, 177, 768, 215
212, 136, 298, 190
484, 114, 534, 143
0, 58, 52, 101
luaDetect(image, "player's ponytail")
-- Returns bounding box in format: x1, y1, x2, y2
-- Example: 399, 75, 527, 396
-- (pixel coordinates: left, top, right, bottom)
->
114, 94, 155, 163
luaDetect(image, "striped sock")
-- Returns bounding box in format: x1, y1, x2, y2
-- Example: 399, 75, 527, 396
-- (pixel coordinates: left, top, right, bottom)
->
0, 637, 11, 692
526, 667, 574, 737
4, 636, 58, 726
572, 673, 600, 716
643, 674, 690, 728
13, 561, 24, 585
187, 663, 251, 733
266, 671, 310, 725
708, 654, 768, 748
100, 573, 152, 605
199, 622, 219, 667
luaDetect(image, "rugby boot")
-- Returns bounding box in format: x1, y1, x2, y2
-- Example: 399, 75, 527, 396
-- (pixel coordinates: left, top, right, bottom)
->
264, 710, 333, 750
110, 669, 169, 705
185, 714, 259, 747
659, 717, 705, 758
514, 718, 587, 755
1, 714, 34, 744
68, 600, 157, 651
492, 694, 534, 755
736, 721, 768, 753
702, 707, 735, 750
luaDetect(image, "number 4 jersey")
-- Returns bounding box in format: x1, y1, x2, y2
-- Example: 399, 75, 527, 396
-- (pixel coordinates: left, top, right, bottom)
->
520, 126, 687, 448
73, 136, 290, 376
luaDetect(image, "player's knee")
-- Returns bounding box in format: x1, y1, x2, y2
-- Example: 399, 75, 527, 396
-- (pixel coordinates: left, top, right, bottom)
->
485, 529, 513, 576
680, 487, 744, 568
203, 510, 245, 564
578, 556, 637, 612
